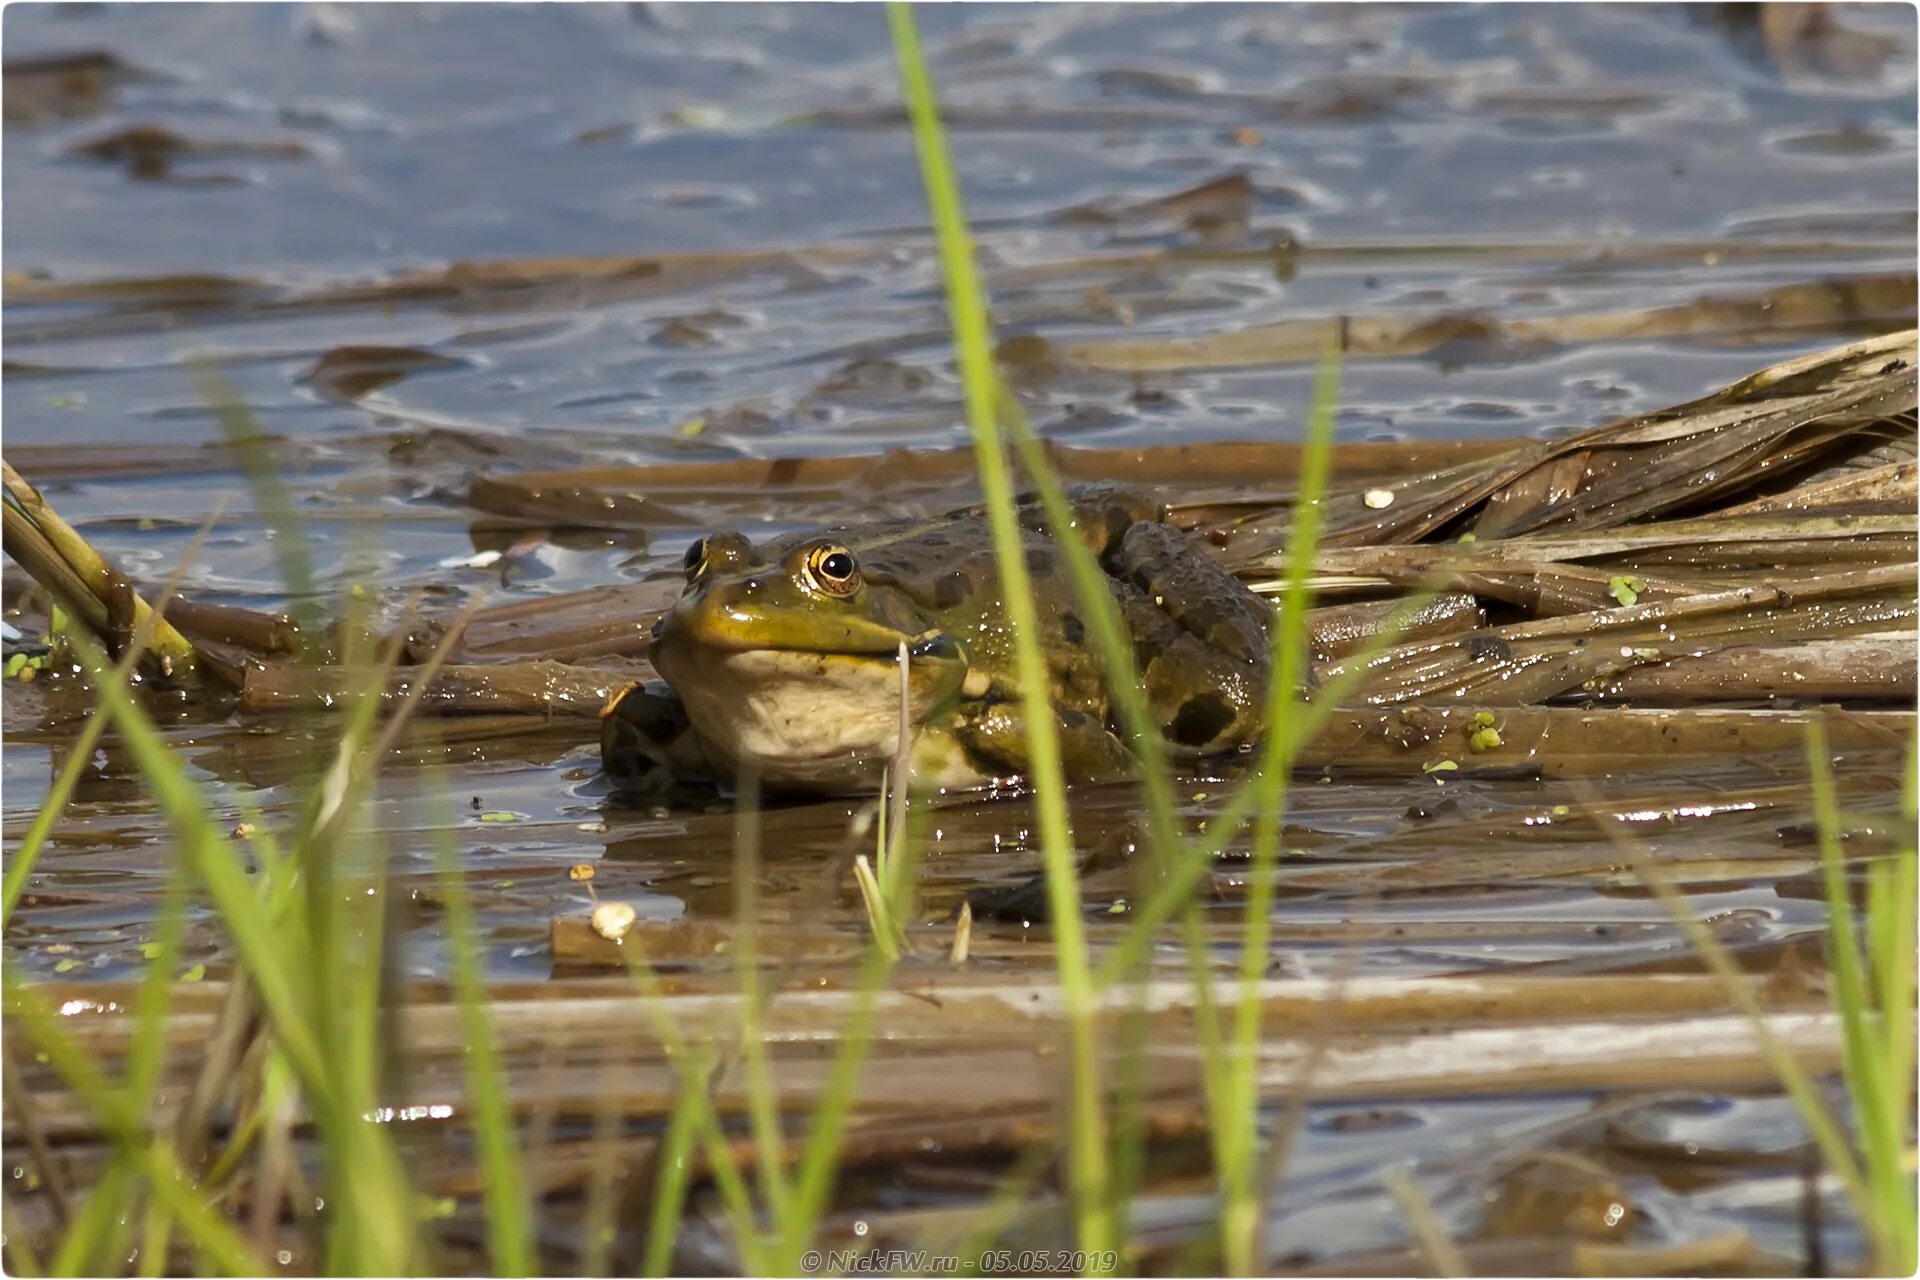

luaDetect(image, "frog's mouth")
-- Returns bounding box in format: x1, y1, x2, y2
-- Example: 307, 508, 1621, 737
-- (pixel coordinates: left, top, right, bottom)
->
652, 624, 971, 774
650, 591, 936, 660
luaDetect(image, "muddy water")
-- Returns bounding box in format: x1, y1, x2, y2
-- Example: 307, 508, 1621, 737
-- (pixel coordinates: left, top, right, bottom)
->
3, 3, 1916, 1273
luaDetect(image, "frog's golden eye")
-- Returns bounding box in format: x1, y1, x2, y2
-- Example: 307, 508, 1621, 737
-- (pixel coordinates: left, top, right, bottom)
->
682, 538, 708, 581
803, 544, 861, 597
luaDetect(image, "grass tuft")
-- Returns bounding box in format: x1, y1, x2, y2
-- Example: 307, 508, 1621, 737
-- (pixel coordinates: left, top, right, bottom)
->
1807, 718, 1916, 1274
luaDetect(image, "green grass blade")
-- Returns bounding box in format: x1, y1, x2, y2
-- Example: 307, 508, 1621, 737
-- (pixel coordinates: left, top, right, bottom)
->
136, 1193, 173, 1280
5, 707, 118, 927
63, 627, 418, 1274
1382, 1167, 1466, 1278
1215, 345, 1341, 1275
642, 1048, 717, 1277
727, 778, 796, 1239
1094, 573, 1449, 987
613, 934, 769, 1271
50, 1158, 134, 1278
1620, 837, 1871, 1219
5, 502, 226, 928
111, 861, 196, 1278
888, 4, 1111, 1255
1807, 719, 1911, 1272
1878, 727, 1917, 1135
68, 630, 327, 1093
996, 393, 1185, 870
1877, 834, 1918, 1273
783, 934, 896, 1259
185, 358, 323, 635
5, 976, 264, 1276
5, 1195, 44, 1277
786, 761, 932, 1261
1806, 722, 1898, 1255
995, 367, 1234, 1249
432, 808, 534, 1276
942, 1142, 1056, 1274
125, 865, 192, 1118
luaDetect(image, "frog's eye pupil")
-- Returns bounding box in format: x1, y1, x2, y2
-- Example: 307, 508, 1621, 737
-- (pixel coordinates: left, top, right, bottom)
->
805, 545, 860, 596
682, 538, 707, 578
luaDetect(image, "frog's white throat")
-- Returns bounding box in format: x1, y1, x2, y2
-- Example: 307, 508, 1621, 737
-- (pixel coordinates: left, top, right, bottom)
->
655, 647, 989, 792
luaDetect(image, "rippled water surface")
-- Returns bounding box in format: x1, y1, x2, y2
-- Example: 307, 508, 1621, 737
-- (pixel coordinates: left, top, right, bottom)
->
5, 4, 1915, 589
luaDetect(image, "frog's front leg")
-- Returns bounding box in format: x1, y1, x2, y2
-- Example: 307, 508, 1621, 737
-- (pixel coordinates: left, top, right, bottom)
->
599, 680, 722, 795
1112, 521, 1272, 753
951, 699, 1137, 783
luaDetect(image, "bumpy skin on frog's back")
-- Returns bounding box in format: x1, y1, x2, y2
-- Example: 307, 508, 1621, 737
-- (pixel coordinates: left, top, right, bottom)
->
600, 486, 1272, 794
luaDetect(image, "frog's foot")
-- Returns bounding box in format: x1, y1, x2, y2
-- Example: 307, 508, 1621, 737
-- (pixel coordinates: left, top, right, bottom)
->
951, 699, 1137, 784
599, 680, 715, 796
1111, 521, 1272, 754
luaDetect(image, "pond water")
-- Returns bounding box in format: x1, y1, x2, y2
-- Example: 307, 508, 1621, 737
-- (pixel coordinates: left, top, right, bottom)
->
3, 2, 1915, 1273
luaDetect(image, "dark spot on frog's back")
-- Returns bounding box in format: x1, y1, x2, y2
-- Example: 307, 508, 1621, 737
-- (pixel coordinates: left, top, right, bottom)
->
1170, 694, 1234, 747
1062, 613, 1085, 646
1026, 548, 1054, 576
933, 570, 973, 609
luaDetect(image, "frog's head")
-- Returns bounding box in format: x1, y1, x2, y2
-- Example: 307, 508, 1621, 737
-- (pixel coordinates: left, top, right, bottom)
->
649, 531, 970, 779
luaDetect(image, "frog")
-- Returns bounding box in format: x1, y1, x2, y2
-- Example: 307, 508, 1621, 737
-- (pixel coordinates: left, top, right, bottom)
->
599, 486, 1273, 795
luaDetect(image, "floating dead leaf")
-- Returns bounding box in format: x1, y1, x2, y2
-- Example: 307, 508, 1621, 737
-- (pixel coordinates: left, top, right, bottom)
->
1053, 171, 1262, 239
3, 50, 147, 125
1482, 1151, 1635, 1242
807, 357, 935, 404
1473, 86, 1667, 119
1090, 66, 1209, 100
995, 332, 1067, 384
651, 317, 720, 349
66, 124, 310, 181
304, 345, 467, 401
